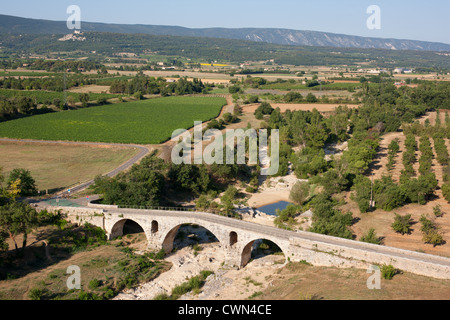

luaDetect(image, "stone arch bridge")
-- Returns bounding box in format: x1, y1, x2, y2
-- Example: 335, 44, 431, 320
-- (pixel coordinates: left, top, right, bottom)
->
49, 205, 450, 279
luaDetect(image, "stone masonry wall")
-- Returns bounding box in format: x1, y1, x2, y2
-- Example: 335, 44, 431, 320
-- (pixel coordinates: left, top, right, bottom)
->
46, 206, 450, 280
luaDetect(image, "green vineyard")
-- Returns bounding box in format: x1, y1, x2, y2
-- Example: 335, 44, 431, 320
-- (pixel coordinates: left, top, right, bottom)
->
0, 96, 226, 144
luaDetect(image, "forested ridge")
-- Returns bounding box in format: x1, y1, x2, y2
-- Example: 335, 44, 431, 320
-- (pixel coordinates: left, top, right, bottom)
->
1, 32, 449, 70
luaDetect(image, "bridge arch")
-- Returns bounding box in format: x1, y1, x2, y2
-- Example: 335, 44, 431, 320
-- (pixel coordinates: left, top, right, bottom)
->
151, 220, 159, 234
229, 231, 238, 247
161, 223, 224, 254
110, 218, 148, 240
240, 238, 287, 268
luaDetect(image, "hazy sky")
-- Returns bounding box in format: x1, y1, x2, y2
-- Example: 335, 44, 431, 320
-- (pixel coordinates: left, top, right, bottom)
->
1, 0, 449, 44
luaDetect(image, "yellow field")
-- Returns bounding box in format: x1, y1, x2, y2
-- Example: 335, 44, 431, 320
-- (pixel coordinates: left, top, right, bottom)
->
200, 63, 229, 67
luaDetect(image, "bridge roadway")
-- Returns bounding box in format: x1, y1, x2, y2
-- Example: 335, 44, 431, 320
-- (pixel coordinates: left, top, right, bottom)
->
106, 207, 450, 272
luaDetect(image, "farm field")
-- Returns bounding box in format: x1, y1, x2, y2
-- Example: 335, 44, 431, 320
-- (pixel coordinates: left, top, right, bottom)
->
0, 72, 58, 77
260, 81, 364, 91
0, 141, 140, 192
0, 96, 226, 144
68, 85, 112, 94
241, 103, 359, 114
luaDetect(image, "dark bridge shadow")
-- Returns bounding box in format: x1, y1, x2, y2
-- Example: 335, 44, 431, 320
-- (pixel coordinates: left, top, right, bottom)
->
173, 224, 219, 252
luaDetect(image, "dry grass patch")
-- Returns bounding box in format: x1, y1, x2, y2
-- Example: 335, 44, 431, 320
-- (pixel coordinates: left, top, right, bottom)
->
0, 141, 140, 191
256, 262, 450, 300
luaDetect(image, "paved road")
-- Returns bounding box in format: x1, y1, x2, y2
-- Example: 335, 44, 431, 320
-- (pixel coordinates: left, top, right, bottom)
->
0, 138, 151, 194
112, 207, 450, 269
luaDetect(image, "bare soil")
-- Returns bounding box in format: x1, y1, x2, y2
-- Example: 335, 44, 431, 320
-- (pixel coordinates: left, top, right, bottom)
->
242, 103, 358, 114
68, 85, 111, 94
255, 262, 450, 300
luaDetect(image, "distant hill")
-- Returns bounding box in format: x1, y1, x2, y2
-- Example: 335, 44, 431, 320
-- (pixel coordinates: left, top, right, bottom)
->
1, 14, 449, 52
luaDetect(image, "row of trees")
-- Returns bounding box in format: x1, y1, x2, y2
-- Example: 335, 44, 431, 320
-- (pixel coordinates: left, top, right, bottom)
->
28, 60, 104, 73
92, 151, 252, 213
386, 139, 400, 172
0, 72, 111, 92
0, 96, 38, 120
110, 76, 207, 96
354, 140, 438, 213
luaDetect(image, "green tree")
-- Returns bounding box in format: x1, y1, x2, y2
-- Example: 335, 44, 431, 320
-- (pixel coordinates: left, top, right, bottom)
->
228, 85, 241, 94
306, 93, 318, 103
195, 194, 211, 211
0, 201, 39, 251
289, 181, 310, 206
220, 186, 239, 216
373, 176, 406, 211
442, 183, 450, 203
254, 102, 274, 119
309, 193, 353, 239
274, 205, 301, 229
28, 288, 43, 300
7, 169, 38, 197
66, 95, 76, 108
320, 169, 349, 195
433, 205, 444, 218
284, 92, 303, 103
0, 230, 8, 252
79, 93, 90, 107
353, 174, 372, 213
306, 109, 329, 149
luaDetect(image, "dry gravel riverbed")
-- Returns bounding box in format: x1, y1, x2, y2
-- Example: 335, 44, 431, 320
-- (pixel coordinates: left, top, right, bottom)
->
114, 228, 285, 301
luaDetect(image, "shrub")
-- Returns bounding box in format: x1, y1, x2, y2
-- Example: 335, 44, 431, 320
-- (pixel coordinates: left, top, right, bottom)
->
391, 213, 413, 235
360, 228, 382, 245
77, 291, 102, 300
28, 288, 43, 300
433, 205, 444, 218
442, 183, 450, 203
422, 230, 445, 247
96, 97, 108, 105
228, 85, 241, 94
133, 91, 143, 100
420, 215, 445, 247
89, 279, 101, 290
104, 289, 115, 300
254, 102, 273, 117
381, 264, 397, 280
